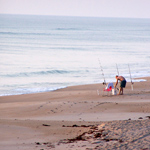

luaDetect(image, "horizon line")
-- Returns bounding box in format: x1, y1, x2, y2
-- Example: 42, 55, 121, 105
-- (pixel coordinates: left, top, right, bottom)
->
0, 13, 150, 20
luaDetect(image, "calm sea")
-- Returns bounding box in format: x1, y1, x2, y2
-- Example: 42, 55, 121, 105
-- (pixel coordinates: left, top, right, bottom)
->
0, 14, 150, 96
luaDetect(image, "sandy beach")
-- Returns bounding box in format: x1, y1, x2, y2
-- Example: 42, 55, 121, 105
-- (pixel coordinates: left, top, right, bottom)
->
0, 77, 150, 150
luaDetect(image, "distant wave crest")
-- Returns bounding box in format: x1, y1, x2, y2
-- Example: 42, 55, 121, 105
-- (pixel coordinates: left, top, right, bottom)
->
0, 31, 53, 36
56, 28, 80, 31
2, 70, 81, 77
0, 28, 80, 36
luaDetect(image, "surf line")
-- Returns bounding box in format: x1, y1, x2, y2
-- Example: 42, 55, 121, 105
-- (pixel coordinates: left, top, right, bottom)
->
128, 64, 134, 91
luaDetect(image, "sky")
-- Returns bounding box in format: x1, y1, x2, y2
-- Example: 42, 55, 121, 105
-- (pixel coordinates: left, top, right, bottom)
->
0, 0, 150, 18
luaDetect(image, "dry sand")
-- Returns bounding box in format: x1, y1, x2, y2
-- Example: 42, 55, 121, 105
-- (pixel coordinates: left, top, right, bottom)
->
0, 77, 150, 150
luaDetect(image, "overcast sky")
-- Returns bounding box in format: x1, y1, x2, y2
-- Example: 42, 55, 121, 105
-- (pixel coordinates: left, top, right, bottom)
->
0, 0, 150, 18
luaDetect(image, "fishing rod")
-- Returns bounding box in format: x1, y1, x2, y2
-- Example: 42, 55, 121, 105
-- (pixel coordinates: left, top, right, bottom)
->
128, 64, 134, 91
98, 59, 106, 85
115, 64, 119, 91
116, 64, 119, 76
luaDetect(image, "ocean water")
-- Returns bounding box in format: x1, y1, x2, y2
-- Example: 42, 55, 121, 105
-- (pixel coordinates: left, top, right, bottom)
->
0, 14, 150, 96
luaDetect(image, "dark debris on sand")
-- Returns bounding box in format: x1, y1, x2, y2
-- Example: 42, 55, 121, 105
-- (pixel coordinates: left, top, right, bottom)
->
58, 119, 150, 150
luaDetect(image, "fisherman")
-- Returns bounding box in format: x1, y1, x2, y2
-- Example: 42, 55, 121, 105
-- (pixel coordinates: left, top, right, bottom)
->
114, 75, 126, 95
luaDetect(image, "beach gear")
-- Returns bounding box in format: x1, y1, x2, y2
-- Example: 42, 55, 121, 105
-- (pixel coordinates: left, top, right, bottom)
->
97, 60, 116, 96
103, 82, 115, 96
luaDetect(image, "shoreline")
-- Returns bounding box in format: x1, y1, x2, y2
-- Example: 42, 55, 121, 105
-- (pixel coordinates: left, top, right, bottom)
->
0, 77, 150, 149
0, 76, 149, 97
